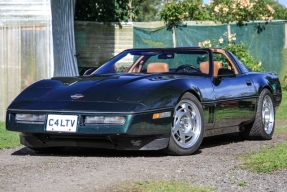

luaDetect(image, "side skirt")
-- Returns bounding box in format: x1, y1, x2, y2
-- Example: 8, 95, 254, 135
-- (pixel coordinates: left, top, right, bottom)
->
204, 126, 241, 137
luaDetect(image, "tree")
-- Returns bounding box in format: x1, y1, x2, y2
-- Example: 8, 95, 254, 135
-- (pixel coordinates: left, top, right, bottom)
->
74, 0, 141, 23
159, 0, 212, 30
265, 0, 287, 19
211, 0, 274, 25
159, 0, 277, 30
133, 0, 161, 22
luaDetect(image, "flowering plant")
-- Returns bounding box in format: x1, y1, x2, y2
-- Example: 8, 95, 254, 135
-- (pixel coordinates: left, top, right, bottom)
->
199, 32, 236, 47
211, 0, 274, 25
159, 0, 275, 30
198, 32, 264, 72
158, 0, 212, 30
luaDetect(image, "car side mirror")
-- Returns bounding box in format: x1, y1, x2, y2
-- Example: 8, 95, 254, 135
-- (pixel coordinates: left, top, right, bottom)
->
217, 68, 236, 78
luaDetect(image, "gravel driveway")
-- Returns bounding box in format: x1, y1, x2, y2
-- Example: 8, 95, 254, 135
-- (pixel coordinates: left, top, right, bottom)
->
1, 123, 287, 192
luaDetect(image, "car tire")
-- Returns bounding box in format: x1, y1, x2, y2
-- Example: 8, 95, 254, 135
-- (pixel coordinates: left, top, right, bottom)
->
240, 89, 275, 140
166, 93, 204, 156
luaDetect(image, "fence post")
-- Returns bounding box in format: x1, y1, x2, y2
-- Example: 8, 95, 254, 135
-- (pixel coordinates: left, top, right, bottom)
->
172, 27, 176, 47
227, 24, 231, 38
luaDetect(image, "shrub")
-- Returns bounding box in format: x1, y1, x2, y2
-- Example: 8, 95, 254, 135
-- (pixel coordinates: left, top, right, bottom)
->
198, 32, 264, 72
159, 0, 276, 30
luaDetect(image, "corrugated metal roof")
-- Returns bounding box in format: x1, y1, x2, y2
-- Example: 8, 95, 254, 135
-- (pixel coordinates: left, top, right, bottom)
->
0, 0, 50, 21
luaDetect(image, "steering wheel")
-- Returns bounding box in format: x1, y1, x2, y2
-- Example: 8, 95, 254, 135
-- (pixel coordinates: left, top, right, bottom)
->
175, 65, 200, 73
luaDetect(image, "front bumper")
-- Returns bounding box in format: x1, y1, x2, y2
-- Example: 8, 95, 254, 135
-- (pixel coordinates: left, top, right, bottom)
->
20, 133, 170, 150
6, 109, 173, 135
7, 109, 173, 150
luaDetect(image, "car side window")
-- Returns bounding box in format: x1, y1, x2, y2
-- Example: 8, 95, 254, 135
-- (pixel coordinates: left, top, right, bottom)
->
114, 54, 141, 73
213, 52, 240, 74
213, 53, 230, 69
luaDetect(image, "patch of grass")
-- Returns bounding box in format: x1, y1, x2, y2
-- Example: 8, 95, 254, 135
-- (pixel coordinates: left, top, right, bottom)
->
0, 122, 20, 149
109, 180, 215, 192
276, 91, 287, 120
274, 90, 287, 134
274, 125, 287, 134
240, 141, 287, 173
237, 181, 248, 187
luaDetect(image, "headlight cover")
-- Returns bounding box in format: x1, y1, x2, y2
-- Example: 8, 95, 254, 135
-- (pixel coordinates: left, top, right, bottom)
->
84, 116, 126, 125
15, 114, 46, 124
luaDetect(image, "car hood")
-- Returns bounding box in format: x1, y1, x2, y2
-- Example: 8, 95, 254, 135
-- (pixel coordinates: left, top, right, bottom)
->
8, 73, 184, 112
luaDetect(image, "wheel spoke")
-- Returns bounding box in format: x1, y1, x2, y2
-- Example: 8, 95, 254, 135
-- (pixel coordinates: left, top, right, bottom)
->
175, 110, 186, 119
179, 128, 186, 143
185, 129, 195, 138
190, 112, 196, 125
172, 118, 181, 133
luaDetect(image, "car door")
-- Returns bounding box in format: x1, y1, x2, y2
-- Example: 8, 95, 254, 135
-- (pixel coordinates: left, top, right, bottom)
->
211, 51, 257, 128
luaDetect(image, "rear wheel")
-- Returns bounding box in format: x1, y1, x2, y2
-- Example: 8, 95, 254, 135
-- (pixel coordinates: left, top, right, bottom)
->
240, 89, 275, 140
166, 93, 204, 156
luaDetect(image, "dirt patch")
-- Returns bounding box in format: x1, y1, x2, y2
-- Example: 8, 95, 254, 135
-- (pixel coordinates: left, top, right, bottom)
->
0, 123, 287, 192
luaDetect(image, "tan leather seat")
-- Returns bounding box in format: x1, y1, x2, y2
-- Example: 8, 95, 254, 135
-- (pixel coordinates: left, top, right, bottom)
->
213, 61, 222, 77
200, 61, 222, 77
199, 61, 209, 74
147, 62, 169, 73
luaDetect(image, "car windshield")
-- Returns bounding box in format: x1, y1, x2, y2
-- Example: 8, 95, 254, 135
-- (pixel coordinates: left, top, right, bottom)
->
93, 49, 210, 75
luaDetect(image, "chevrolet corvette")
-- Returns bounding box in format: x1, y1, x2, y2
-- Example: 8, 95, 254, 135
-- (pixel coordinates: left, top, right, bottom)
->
6, 47, 282, 155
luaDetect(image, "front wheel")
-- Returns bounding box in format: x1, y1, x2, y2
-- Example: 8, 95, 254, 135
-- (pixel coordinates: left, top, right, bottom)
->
240, 89, 275, 140
166, 93, 204, 156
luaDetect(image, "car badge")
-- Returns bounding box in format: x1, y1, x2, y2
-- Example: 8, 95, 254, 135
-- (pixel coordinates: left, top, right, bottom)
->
71, 94, 84, 99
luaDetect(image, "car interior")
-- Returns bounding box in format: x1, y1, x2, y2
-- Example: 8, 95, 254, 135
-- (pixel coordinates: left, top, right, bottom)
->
94, 49, 239, 77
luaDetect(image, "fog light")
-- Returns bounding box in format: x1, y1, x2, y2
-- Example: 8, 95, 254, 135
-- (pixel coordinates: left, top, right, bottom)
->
85, 116, 126, 125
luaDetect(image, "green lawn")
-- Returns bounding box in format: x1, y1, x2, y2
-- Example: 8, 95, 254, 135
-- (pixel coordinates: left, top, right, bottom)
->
275, 91, 287, 134
240, 141, 287, 173
0, 122, 20, 149
107, 180, 215, 192
275, 125, 287, 134
276, 91, 287, 120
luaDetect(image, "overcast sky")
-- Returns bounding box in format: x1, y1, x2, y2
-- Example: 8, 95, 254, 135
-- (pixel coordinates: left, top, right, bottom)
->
203, 0, 287, 7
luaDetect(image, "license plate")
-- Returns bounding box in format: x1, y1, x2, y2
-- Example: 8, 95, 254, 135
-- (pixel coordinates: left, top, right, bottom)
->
46, 114, 78, 132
